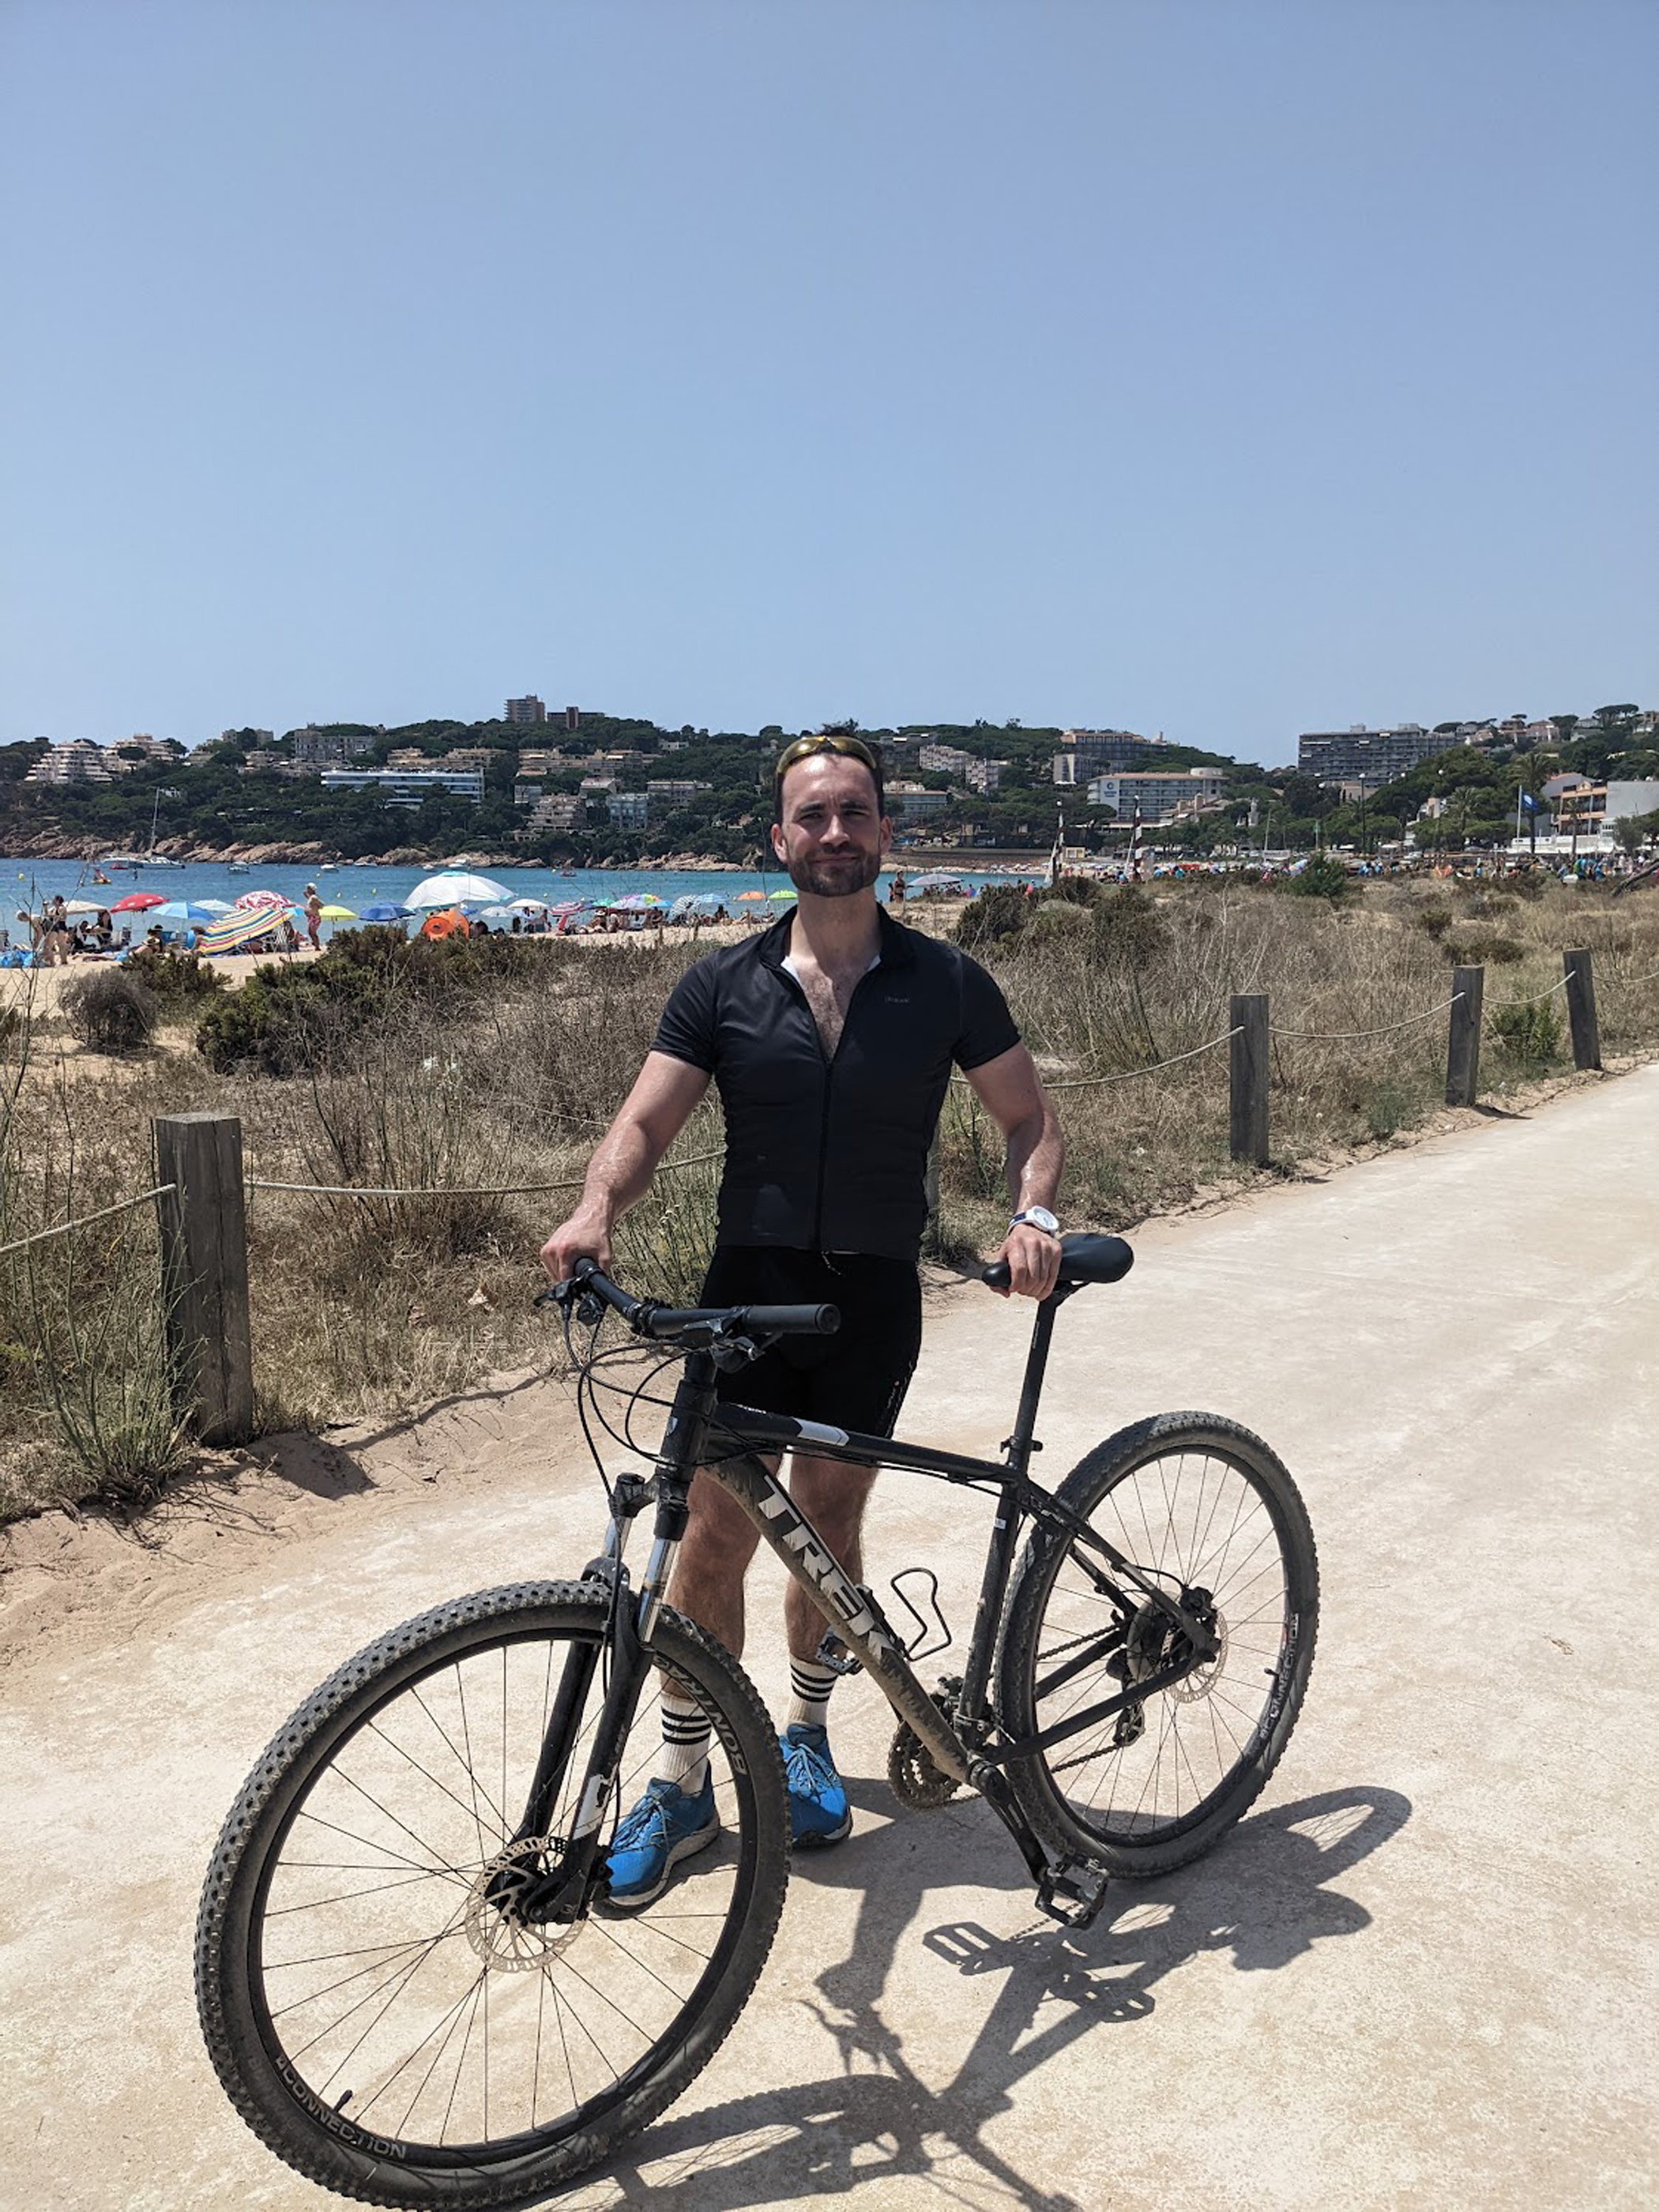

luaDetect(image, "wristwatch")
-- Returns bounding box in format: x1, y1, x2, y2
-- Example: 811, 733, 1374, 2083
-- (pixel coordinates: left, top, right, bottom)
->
1009, 1206, 1061, 1237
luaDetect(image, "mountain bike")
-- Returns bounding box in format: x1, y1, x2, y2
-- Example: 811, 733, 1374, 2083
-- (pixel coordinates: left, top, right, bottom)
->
195, 1235, 1318, 2208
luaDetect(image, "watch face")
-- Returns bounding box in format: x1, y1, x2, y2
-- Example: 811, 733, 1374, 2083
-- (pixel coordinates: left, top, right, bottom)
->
1020, 1207, 1059, 1235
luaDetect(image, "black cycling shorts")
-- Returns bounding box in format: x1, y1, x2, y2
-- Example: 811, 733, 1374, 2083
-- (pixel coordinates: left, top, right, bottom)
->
699, 1247, 923, 1441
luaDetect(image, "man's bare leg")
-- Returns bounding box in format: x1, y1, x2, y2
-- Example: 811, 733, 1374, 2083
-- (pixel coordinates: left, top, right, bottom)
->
664, 1457, 773, 1659
664, 1449, 876, 1664
784, 1453, 878, 1662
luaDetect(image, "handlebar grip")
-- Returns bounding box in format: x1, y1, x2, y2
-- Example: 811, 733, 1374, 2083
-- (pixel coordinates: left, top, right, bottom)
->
982, 1260, 1011, 1290
741, 1302, 841, 1337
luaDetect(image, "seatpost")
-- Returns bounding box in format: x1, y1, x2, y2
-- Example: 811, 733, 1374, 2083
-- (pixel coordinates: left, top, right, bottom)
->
1004, 1285, 1073, 1478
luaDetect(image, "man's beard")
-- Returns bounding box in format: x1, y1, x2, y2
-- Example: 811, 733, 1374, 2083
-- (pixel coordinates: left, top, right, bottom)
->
784, 846, 883, 899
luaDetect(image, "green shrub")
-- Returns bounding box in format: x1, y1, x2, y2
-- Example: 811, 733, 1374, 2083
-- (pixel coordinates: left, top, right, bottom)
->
1026, 901, 1091, 947
1047, 872, 1104, 908
195, 926, 550, 1074
122, 945, 225, 1006
954, 884, 1031, 951
1489, 997, 1563, 1066
1446, 931, 1525, 965
1089, 885, 1169, 969
1414, 905, 1454, 939
60, 971, 157, 1055
1292, 854, 1351, 901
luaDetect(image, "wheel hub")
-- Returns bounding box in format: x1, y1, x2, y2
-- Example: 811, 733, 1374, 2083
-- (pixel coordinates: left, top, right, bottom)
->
465, 1837, 585, 1969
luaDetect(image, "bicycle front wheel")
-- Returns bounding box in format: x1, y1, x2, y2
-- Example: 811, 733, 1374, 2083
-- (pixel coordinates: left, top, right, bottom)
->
999, 1414, 1318, 1877
196, 1582, 788, 2209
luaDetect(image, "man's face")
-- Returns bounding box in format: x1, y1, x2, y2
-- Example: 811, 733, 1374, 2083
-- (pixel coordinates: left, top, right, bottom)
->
771, 754, 890, 897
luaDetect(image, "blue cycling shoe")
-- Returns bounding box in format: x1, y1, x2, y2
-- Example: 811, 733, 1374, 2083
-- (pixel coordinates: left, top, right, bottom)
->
781, 1722, 852, 1848
604, 1773, 719, 1909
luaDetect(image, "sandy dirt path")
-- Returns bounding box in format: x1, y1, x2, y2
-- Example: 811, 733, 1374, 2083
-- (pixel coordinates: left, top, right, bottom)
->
2, 1066, 1656, 2211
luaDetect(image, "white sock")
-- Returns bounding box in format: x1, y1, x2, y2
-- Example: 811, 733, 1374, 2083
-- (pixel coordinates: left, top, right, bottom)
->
657, 1691, 711, 1793
786, 1658, 838, 1732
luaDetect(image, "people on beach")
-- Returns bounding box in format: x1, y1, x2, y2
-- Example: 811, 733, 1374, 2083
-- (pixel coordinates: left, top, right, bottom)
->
303, 884, 322, 950
541, 729, 1064, 1906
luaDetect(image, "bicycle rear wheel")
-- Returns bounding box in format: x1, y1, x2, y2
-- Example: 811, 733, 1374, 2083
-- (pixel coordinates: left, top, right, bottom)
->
196, 1582, 787, 2209
999, 1413, 1317, 1876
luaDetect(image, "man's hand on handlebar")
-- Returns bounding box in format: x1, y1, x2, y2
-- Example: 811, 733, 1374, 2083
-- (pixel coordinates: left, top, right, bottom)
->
540, 1205, 612, 1288
987, 1221, 1064, 1302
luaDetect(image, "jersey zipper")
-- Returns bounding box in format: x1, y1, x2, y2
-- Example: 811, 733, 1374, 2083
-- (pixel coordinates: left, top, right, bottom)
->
780, 961, 881, 1253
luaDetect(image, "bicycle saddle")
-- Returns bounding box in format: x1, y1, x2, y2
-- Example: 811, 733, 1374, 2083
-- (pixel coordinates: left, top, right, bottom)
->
983, 1233, 1134, 1292
1054, 1232, 1134, 1286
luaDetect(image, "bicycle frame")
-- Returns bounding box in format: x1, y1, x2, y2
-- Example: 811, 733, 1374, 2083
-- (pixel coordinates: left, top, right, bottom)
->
562, 1283, 1222, 1902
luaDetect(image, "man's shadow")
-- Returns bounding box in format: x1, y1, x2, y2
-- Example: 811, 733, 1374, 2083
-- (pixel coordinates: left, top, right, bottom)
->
556, 1782, 1410, 2212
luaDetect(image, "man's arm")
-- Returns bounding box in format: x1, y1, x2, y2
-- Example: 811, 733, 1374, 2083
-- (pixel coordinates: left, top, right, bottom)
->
540, 1051, 711, 1283
962, 1042, 1066, 1301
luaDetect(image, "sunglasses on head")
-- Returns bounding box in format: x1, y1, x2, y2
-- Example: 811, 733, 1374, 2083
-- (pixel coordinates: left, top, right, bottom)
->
772, 732, 882, 787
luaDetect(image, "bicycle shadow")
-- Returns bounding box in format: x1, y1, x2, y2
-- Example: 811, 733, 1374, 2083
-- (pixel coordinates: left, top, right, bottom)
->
553, 1783, 1410, 2212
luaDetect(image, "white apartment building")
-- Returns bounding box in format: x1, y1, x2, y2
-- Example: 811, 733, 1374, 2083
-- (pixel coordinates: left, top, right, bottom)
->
26, 739, 113, 785
521, 793, 583, 836
886, 781, 950, 824
292, 726, 375, 771
320, 766, 483, 808
606, 792, 649, 830
1084, 769, 1225, 825
647, 780, 713, 820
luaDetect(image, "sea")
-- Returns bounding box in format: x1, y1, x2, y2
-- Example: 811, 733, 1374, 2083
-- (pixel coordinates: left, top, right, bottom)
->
3, 855, 1025, 929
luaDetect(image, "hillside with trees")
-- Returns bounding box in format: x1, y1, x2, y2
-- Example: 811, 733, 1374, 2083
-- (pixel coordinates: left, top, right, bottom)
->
2, 703, 1652, 864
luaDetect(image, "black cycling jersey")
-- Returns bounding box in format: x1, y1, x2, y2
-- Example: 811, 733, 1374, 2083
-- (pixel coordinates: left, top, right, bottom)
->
652, 907, 1020, 1261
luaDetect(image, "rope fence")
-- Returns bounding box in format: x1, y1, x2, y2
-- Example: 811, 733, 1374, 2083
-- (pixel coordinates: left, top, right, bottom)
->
0, 1182, 176, 1262
243, 1148, 724, 1203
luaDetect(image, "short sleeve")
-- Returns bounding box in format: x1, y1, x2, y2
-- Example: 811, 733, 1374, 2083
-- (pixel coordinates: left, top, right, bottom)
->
651, 957, 720, 1072
954, 950, 1021, 1071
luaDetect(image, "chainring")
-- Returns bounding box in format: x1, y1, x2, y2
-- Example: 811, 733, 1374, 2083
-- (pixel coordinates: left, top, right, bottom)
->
887, 1678, 965, 1810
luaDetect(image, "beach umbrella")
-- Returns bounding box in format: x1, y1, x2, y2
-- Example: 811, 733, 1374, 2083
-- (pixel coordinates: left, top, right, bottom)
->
613, 892, 664, 910
197, 899, 234, 915
233, 888, 292, 911
356, 901, 409, 923
769, 887, 798, 900
111, 891, 165, 912
404, 871, 513, 910
198, 904, 296, 954
318, 904, 358, 920
64, 897, 107, 916
736, 890, 766, 902
155, 901, 217, 926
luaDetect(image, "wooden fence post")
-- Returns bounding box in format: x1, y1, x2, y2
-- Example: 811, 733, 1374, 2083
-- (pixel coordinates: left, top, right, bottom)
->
154, 1112, 254, 1446
1446, 966, 1484, 1107
1563, 948, 1601, 1071
1229, 994, 1269, 1165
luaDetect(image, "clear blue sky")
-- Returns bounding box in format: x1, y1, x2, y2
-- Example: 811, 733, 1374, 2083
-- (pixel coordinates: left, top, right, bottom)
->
2, 0, 1653, 769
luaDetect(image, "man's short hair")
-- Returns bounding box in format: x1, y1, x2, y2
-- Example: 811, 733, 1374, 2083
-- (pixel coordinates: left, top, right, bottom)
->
772, 731, 886, 822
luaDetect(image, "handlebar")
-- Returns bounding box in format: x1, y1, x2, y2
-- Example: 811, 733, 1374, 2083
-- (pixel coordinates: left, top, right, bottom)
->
545, 1258, 840, 1343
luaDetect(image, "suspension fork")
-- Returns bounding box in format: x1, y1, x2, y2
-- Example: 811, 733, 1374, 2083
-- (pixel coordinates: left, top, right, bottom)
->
512, 1357, 716, 1920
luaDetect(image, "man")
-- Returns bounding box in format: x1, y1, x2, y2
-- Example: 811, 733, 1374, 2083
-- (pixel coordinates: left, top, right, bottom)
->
540, 732, 1064, 1905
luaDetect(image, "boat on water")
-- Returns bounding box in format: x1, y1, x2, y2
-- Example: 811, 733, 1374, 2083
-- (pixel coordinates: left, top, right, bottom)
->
100, 788, 182, 870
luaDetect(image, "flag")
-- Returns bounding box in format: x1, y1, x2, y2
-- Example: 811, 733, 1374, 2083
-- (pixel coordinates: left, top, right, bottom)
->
1520, 792, 1540, 815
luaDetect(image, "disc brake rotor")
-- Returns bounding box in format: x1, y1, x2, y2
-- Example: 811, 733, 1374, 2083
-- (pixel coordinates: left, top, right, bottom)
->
465, 1836, 586, 1969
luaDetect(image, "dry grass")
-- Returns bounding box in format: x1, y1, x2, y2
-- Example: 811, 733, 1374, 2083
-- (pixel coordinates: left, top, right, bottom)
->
0, 880, 1654, 1518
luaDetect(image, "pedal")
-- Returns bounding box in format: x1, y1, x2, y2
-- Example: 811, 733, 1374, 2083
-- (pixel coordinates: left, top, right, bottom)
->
1035, 1859, 1111, 1931
815, 1630, 862, 1679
